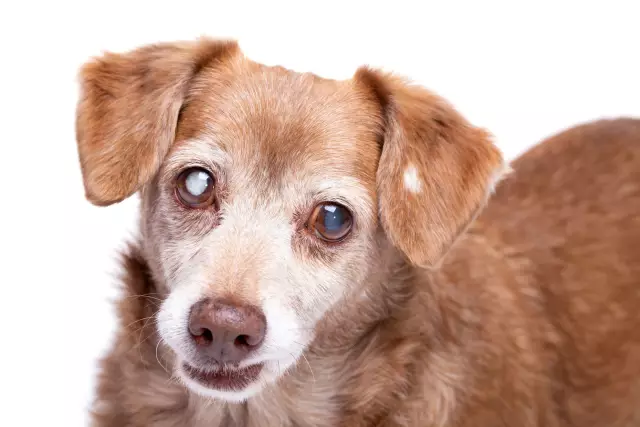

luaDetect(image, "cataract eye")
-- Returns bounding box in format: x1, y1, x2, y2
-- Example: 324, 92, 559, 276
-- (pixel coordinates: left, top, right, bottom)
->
176, 168, 215, 208
307, 202, 353, 242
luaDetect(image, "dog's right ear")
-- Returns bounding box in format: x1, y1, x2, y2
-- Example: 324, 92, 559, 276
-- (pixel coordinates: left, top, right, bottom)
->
75, 38, 239, 206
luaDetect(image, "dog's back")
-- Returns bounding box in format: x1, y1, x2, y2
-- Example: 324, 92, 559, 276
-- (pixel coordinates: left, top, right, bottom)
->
476, 118, 640, 425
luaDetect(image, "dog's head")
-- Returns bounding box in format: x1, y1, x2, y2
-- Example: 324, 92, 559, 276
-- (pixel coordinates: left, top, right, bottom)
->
76, 38, 505, 401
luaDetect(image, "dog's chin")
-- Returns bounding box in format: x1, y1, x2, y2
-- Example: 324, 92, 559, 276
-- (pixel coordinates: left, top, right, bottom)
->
176, 360, 281, 403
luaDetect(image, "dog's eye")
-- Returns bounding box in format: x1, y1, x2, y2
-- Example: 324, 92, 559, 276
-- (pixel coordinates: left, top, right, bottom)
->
175, 168, 215, 208
307, 203, 353, 242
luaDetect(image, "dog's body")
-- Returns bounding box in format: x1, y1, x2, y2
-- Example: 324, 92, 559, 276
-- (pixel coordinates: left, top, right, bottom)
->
78, 39, 640, 426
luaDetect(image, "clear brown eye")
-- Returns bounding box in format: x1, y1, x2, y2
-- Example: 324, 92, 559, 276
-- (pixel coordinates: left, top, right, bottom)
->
307, 203, 353, 242
175, 168, 215, 208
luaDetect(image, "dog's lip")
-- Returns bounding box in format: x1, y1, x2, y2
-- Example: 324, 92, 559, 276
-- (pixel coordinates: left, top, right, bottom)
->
182, 362, 263, 391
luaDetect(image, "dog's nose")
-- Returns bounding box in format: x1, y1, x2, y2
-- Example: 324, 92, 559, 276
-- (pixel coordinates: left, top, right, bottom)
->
188, 299, 266, 363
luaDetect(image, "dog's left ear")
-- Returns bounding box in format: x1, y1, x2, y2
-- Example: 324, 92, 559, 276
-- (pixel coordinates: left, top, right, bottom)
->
356, 67, 507, 268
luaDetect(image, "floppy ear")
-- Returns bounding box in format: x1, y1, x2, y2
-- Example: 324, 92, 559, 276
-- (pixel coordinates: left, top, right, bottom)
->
356, 67, 507, 268
75, 38, 239, 206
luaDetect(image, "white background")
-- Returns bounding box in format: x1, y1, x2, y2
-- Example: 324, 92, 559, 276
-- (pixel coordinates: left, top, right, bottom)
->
1, 1, 638, 425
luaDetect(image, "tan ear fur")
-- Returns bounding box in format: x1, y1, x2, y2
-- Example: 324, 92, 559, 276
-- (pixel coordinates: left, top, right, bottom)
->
355, 67, 506, 268
75, 38, 239, 206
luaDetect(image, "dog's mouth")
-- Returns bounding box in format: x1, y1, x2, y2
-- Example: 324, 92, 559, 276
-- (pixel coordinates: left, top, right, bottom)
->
182, 362, 263, 391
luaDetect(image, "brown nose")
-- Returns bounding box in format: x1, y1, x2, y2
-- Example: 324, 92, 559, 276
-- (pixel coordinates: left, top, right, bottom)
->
188, 298, 266, 363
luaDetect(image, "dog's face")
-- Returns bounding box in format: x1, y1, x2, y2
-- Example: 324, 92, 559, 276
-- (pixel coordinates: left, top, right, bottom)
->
145, 59, 383, 401
76, 39, 504, 401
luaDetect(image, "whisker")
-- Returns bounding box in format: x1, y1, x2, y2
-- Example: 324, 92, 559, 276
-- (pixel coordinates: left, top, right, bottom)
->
126, 316, 160, 366
124, 315, 156, 331
299, 352, 316, 383
155, 339, 170, 374
122, 293, 165, 303
133, 331, 158, 351
131, 315, 158, 345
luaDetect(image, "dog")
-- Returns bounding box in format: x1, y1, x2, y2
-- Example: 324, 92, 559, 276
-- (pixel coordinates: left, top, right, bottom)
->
75, 38, 640, 426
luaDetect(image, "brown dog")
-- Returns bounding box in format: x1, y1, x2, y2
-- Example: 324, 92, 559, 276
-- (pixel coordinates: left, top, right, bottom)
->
76, 38, 640, 426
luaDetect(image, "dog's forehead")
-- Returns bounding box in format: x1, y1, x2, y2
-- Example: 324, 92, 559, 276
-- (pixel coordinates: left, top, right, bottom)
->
174, 60, 381, 192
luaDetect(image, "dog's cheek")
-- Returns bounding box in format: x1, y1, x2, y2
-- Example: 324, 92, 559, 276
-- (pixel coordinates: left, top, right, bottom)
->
148, 203, 215, 288
160, 235, 209, 287
259, 262, 362, 369
153, 241, 214, 360
261, 295, 311, 362
156, 282, 204, 361
268, 262, 350, 337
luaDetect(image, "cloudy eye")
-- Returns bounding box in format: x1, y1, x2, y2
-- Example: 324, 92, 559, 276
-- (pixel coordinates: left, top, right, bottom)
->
175, 167, 215, 208
307, 203, 353, 242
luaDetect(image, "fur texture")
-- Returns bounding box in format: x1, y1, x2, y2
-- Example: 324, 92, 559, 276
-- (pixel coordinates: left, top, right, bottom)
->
76, 38, 640, 426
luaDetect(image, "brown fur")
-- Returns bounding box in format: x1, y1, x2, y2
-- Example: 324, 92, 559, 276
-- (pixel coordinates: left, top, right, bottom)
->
77, 39, 640, 426
76, 38, 239, 205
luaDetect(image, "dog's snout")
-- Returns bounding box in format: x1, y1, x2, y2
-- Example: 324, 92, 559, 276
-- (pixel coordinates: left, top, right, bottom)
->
188, 299, 266, 363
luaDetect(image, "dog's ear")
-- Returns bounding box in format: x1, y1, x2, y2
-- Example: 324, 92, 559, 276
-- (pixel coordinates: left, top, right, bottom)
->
75, 38, 239, 206
356, 67, 507, 268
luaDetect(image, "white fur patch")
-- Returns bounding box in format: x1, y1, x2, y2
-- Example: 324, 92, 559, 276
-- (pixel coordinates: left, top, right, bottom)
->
403, 164, 422, 193
487, 162, 513, 195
